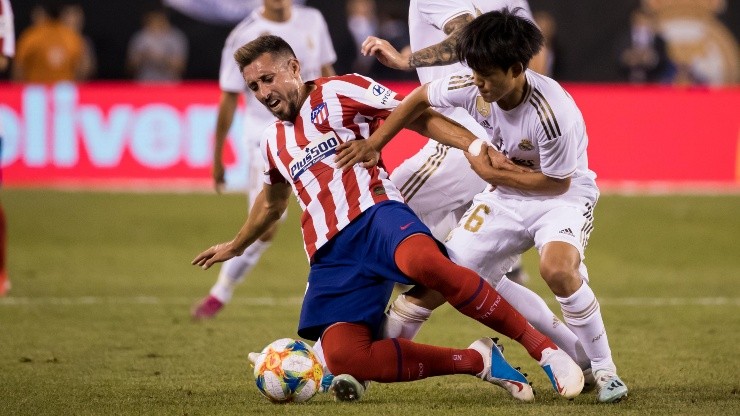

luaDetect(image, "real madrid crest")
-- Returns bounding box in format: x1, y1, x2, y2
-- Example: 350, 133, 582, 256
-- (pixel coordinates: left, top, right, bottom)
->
518, 139, 534, 151
476, 95, 491, 117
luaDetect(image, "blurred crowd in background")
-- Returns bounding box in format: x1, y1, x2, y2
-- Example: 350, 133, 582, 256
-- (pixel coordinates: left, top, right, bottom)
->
5, 0, 740, 85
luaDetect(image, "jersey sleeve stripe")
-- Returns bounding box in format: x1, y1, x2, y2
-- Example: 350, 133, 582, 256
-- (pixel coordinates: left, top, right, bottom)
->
447, 82, 475, 91
529, 98, 554, 140
397, 143, 449, 202
531, 88, 562, 136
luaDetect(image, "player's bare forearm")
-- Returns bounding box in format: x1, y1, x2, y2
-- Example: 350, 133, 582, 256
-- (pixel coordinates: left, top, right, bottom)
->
231, 184, 290, 252
408, 13, 473, 69
192, 183, 290, 270
465, 148, 562, 192
214, 91, 239, 154
370, 85, 432, 151
408, 109, 475, 151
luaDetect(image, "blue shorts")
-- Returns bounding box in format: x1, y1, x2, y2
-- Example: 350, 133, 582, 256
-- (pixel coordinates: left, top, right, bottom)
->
297, 200, 445, 341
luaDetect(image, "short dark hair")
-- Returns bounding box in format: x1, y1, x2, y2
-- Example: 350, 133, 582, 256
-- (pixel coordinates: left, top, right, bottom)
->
234, 35, 297, 73
456, 7, 544, 74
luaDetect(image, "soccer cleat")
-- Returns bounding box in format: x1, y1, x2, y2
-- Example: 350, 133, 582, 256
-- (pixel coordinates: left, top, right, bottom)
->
247, 352, 261, 366
595, 370, 628, 403
469, 337, 534, 402
538, 347, 584, 399
329, 374, 366, 402
582, 367, 597, 393
320, 372, 335, 393
190, 295, 224, 320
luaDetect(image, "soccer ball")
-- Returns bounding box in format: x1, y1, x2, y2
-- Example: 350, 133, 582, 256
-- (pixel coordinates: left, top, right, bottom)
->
253, 338, 324, 403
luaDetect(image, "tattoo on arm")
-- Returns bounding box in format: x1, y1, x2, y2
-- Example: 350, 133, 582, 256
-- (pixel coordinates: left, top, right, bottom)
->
408, 13, 474, 69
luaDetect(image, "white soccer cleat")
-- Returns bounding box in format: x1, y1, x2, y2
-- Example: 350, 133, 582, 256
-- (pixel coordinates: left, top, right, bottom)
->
329, 374, 367, 402
595, 369, 628, 403
538, 347, 584, 399
582, 367, 597, 393
247, 352, 261, 366
469, 337, 534, 402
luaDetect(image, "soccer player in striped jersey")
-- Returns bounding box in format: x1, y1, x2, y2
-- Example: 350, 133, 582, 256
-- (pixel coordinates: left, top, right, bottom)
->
193, 34, 585, 402
192, 0, 336, 319
337, 9, 628, 403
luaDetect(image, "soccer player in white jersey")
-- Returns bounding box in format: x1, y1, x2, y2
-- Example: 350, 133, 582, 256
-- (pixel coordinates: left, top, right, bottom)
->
361, 0, 535, 284
193, 35, 586, 402
337, 9, 628, 403
191, 0, 336, 319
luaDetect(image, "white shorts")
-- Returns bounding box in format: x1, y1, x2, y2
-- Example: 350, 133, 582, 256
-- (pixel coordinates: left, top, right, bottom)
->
390, 140, 487, 240
444, 192, 597, 286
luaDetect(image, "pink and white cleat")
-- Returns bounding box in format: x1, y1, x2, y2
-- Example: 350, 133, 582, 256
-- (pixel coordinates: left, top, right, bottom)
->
190, 295, 224, 320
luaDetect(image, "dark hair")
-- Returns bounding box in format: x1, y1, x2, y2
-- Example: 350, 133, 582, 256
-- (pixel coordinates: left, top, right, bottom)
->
234, 35, 297, 73
456, 7, 544, 74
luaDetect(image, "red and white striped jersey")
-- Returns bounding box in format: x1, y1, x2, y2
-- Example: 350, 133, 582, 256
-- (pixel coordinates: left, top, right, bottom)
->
260, 74, 405, 260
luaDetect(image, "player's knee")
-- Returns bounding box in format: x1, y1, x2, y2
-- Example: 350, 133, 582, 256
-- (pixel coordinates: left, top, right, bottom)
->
321, 323, 372, 377
540, 262, 581, 297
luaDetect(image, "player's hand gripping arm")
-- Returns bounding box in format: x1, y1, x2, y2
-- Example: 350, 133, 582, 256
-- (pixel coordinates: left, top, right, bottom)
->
212, 91, 239, 193
361, 14, 473, 70
192, 182, 291, 270
466, 147, 571, 195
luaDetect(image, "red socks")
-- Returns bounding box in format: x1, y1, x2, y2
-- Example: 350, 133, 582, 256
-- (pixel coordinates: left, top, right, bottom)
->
322, 322, 483, 382
394, 234, 555, 361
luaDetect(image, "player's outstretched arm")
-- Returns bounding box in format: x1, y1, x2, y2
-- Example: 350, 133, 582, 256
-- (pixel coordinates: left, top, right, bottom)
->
192, 182, 291, 270
409, 13, 474, 69
335, 84, 433, 170
212, 91, 239, 193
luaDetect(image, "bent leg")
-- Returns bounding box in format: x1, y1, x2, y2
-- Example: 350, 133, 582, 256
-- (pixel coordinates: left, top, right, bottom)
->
394, 234, 555, 361
321, 322, 482, 382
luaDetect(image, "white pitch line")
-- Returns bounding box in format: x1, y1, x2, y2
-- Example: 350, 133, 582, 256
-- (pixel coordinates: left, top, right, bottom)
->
0, 296, 738, 307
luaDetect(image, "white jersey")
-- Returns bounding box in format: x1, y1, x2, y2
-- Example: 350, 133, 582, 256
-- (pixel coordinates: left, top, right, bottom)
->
409, 0, 532, 85
427, 69, 598, 201
261, 74, 404, 260
0, 0, 15, 58
219, 6, 336, 145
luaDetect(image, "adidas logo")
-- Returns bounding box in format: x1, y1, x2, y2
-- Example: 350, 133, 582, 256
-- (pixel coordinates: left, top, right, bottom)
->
558, 228, 574, 237
607, 379, 625, 391
480, 120, 493, 129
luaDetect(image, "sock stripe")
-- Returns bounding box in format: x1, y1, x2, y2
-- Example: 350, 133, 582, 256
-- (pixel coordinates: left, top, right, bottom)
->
562, 298, 600, 320
453, 277, 485, 310
391, 338, 403, 382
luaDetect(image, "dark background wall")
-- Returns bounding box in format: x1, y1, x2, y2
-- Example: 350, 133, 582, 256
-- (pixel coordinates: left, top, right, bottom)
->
6, 0, 740, 82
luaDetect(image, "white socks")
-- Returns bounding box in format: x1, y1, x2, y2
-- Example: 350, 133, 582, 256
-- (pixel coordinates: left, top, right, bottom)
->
557, 282, 616, 373
380, 295, 433, 340
495, 276, 591, 370
209, 239, 271, 303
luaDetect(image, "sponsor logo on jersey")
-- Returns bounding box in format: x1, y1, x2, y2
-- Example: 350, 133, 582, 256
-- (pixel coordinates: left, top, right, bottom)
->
366, 82, 395, 106
476, 95, 491, 117
511, 157, 535, 168
480, 120, 493, 130
288, 132, 340, 181
518, 139, 534, 151
310, 102, 329, 124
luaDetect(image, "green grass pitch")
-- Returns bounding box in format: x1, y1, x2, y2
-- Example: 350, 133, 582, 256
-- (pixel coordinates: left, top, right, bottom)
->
1, 189, 738, 415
